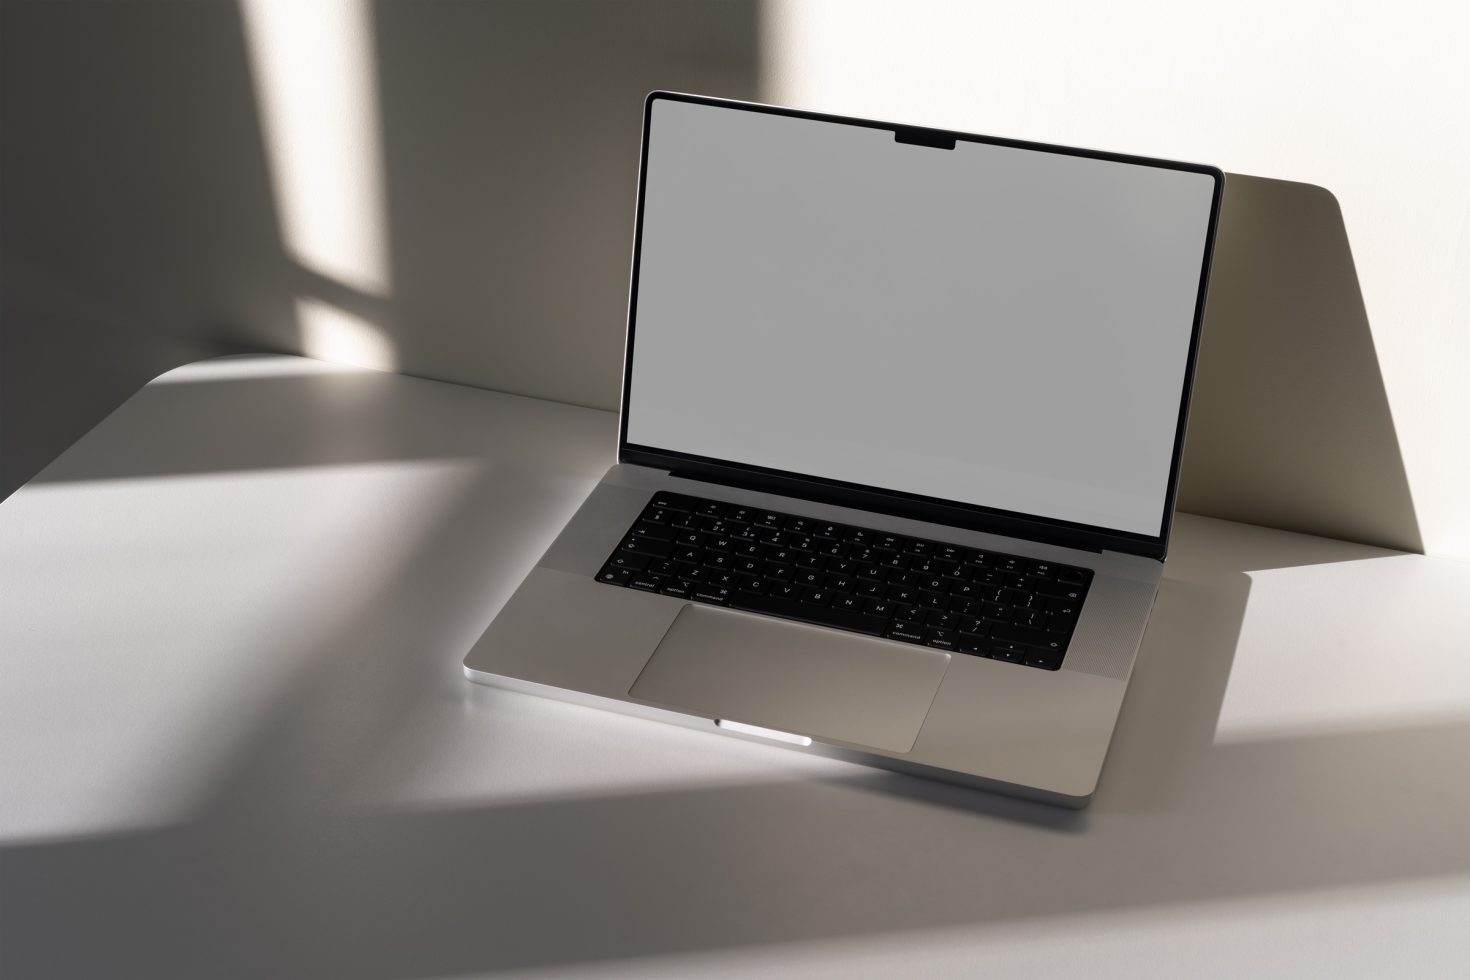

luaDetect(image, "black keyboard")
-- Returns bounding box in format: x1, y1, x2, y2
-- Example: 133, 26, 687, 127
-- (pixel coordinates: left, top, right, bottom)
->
597, 492, 1092, 670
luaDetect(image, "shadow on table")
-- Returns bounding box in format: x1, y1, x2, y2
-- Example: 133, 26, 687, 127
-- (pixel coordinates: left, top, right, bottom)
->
5, 395, 1467, 979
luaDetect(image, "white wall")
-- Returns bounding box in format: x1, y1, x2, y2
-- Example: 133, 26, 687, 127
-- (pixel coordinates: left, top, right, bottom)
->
0, 0, 759, 499
761, 0, 1470, 559
6, 0, 1466, 558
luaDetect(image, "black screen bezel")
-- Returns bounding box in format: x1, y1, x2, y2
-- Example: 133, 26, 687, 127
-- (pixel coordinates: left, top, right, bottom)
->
618, 91, 1224, 561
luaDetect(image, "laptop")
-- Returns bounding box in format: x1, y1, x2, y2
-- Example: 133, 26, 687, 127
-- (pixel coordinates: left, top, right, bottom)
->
464, 92, 1222, 807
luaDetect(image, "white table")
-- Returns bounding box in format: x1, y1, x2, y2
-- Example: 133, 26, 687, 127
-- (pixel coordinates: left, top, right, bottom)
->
4, 356, 1468, 979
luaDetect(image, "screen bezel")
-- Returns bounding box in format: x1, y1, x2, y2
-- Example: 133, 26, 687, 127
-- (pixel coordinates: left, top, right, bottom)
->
618, 91, 1224, 562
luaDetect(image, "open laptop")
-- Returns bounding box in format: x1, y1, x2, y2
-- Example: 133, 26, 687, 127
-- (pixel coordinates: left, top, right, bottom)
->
464, 92, 1222, 807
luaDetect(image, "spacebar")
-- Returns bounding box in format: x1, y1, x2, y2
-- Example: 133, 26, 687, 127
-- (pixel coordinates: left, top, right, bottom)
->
727, 592, 887, 636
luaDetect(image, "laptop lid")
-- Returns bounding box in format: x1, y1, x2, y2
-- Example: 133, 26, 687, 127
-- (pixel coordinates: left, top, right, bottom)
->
618, 93, 1222, 561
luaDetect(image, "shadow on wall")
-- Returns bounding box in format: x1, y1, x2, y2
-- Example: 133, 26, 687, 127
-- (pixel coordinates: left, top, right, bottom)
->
0, 0, 760, 500
0, 4, 1423, 556
1179, 174, 1422, 553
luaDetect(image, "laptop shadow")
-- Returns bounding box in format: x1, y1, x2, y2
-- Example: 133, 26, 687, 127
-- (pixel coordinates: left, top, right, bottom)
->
1179, 173, 1422, 553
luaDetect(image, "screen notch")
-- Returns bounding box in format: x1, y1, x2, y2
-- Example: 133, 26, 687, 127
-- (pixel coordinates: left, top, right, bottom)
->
893, 127, 956, 150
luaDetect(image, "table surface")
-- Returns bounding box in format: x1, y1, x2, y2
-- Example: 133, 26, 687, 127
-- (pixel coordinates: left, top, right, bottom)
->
4, 355, 1469, 980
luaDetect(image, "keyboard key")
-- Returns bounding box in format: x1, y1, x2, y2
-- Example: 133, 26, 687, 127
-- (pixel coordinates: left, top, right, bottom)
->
992, 624, 1066, 653
660, 579, 693, 599
800, 588, 833, 606
1045, 611, 1077, 632
1047, 598, 1081, 618
925, 629, 956, 650
912, 558, 954, 577
762, 562, 794, 581
956, 617, 989, 637
696, 501, 724, 517
864, 598, 898, 617
692, 586, 731, 605
972, 569, 1016, 587
769, 583, 803, 601
924, 611, 958, 630
620, 537, 672, 559
599, 567, 633, 585
737, 575, 767, 594
650, 493, 696, 512
1057, 568, 1090, 585
1035, 581, 1084, 601
948, 581, 986, 601
833, 596, 866, 613
887, 624, 925, 643
824, 574, 855, 593
978, 602, 1011, 623
1016, 608, 1048, 630
990, 641, 1026, 663
629, 573, 666, 592
630, 521, 673, 542
605, 553, 648, 571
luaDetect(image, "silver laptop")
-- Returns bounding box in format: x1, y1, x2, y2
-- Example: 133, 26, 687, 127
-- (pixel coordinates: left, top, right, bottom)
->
464, 92, 1222, 807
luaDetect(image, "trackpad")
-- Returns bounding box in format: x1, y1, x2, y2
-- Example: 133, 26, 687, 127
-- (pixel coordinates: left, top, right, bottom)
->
629, 604, 951, 754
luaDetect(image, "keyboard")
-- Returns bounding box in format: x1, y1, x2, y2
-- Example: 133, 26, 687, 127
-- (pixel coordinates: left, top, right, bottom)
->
597, 492, 1093, 670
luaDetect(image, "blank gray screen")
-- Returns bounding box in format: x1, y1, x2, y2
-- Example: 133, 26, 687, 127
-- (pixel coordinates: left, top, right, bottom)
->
626, 98, 1215, 537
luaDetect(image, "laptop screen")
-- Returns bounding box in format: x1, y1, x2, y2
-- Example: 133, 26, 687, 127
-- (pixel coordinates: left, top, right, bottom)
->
624, 95, 1218, 540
